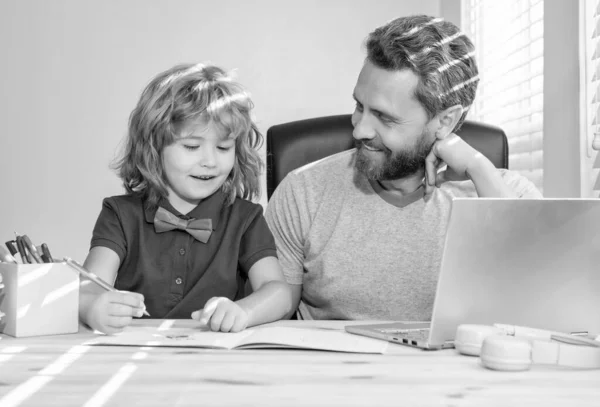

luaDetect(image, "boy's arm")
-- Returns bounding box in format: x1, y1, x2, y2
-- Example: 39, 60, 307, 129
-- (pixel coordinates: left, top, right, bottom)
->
81, 198, 147, 334
79, 246, 145, 334
79, 246, 120, 321
236, 256, 296, 325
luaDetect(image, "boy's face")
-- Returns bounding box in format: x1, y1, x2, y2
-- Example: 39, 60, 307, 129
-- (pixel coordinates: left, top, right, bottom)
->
162, 119, 235, 214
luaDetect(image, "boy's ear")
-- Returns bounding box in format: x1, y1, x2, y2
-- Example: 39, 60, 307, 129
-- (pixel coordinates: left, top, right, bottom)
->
434, 105, 464, 138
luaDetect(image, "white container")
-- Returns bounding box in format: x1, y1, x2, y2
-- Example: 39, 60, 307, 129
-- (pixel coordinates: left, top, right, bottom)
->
0, 262, 79, 337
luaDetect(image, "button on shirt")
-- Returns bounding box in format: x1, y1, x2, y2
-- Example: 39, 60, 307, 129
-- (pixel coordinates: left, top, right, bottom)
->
90, 192, 277, 319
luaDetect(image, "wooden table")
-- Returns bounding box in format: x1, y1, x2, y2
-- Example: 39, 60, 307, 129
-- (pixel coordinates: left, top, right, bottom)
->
0, 319, 598, 406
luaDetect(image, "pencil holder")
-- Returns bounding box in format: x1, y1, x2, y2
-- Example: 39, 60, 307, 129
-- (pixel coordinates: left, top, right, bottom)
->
0, 262, 80, 337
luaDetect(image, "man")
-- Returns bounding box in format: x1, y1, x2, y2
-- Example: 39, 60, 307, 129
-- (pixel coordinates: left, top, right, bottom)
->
265, 15, 542, 321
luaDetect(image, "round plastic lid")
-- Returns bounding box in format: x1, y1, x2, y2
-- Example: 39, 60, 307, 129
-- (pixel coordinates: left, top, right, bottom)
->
480, 335, 532, 371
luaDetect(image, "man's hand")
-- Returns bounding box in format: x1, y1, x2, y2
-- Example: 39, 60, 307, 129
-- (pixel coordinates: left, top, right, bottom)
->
191, 297, 249, 333
424, 132, 486, 195
85, 291, 146, 335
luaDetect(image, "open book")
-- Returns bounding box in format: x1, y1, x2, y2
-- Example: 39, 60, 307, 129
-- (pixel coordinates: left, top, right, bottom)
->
88, 325, 390, 354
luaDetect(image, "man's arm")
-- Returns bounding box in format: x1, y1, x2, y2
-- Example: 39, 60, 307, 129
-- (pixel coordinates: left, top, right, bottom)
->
264, 174, 309, 312
425, 133, 542, 198
466, 154, 518, 197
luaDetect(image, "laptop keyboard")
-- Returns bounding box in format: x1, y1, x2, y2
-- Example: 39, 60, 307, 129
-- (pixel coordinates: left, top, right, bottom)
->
377, 328, 430, 341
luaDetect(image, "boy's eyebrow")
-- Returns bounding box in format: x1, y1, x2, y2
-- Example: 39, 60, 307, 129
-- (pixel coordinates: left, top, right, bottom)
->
179, 134, 204, 140
352, 93, 402, 122
179, 134, 235, 143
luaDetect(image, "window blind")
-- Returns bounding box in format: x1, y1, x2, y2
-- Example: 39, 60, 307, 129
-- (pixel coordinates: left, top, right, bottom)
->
462, 0, 544, 192
585, 0, 600, 196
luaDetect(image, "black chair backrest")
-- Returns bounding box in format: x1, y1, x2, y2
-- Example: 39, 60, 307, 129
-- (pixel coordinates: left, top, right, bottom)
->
266, 114, 508, 199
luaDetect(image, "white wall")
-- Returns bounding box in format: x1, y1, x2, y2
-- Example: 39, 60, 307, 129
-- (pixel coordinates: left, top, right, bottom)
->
439, 0, 460, 27
0, 0, 440, 261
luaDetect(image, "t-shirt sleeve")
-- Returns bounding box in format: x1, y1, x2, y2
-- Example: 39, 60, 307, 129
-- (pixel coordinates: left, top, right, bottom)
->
265, 173, 308, 285
499, 169, 543, 198
90, 198, 127, 262
238, 206, 278, 276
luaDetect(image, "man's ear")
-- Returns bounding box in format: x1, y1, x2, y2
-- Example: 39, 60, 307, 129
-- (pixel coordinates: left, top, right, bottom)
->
434, 105, 464, 138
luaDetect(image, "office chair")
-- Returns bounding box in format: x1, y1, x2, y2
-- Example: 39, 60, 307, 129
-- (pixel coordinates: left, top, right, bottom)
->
266, 114, 508, 199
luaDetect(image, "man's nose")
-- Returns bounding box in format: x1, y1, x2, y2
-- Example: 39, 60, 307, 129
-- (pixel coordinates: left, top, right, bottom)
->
351, 111, 376, 141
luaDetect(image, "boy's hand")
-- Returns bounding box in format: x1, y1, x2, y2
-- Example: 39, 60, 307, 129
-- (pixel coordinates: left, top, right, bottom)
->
191, 297, 249, 333
86, 290, 146, 335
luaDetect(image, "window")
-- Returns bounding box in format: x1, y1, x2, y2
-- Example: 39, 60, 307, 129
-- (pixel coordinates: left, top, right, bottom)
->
583, 0, 600, 197
462, 0, 544, 192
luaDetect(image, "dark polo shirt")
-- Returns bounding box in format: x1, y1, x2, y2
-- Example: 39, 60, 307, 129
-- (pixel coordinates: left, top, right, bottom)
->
90, 191, 277, 319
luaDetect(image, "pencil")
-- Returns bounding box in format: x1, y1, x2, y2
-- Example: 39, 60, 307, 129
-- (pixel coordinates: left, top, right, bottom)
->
63, 257, 150, 317
15, 235, 31, 264
22, 235, 44, 264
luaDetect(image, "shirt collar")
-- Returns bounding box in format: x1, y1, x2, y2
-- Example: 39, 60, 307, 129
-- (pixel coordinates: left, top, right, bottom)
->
368, 179, 426, 208
144, 192, 225, 230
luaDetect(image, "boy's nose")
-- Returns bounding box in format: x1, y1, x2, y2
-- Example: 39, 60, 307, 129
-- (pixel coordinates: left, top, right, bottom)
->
199, 147, 217, 168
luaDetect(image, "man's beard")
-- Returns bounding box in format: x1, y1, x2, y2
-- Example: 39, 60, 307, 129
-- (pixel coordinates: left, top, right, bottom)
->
354, 133, 433, 181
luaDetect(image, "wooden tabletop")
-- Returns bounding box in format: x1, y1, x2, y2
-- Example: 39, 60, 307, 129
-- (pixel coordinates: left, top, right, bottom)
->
0, 319, 598, 407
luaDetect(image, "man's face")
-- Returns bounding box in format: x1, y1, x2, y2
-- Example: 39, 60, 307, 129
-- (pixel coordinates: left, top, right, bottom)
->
351, 61, 435, 180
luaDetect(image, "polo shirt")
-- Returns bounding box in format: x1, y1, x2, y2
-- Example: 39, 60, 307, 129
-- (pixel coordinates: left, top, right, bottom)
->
90, 191, 277, 318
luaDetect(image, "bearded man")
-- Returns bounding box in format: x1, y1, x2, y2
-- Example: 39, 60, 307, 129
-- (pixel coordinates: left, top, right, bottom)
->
265, 15, 542, 320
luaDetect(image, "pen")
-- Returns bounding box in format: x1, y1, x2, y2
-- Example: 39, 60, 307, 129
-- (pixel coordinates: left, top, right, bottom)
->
41, 243, 54, 263
15, 236, 30, 264
0, 245, 18, 264
63, 257, 150, 317
22, 235, 44, 264
36, 245, 44, 259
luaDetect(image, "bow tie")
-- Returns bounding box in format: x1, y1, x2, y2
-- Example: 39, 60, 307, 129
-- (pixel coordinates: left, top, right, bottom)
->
153, 207, 213, 243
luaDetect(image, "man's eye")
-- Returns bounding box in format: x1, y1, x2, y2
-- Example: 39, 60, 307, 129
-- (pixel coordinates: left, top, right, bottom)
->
377, 113, 394, 124
354, 102, 363, 112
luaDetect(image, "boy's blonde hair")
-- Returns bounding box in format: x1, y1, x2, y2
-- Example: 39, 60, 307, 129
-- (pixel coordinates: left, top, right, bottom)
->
113, 63, 263, 207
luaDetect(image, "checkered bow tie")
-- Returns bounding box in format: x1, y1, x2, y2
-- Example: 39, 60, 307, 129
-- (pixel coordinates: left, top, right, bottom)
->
153, 207, 212, 243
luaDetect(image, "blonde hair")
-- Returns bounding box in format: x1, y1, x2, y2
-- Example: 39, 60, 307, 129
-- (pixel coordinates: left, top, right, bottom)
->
112, 63, 263, 207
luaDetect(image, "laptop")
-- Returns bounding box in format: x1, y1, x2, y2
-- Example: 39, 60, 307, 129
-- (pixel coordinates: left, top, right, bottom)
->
345, 198, 600, 350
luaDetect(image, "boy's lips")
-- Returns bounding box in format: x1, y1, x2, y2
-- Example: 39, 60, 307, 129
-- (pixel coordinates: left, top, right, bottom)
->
191, 175, 217, 180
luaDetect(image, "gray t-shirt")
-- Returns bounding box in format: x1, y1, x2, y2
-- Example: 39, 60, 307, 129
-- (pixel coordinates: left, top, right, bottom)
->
265, 149, 542, 320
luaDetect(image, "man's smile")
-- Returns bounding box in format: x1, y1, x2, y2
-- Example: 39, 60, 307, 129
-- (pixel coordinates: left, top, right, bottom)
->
361, 143, 384, 152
